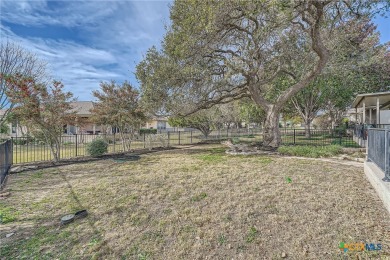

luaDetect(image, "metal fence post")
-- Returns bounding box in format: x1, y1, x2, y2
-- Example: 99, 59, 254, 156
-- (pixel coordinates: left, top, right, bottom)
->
293, 129, 296, 145
339, 130, 342, 145
178, 131, 181, 145
5, 140, 8, 172
75, 134, 78, 157
190, 131, 193, 144
143, 133, 146, 148
11, 137, 14, 164
168, 131, 170, 147
10, 139, 13, 168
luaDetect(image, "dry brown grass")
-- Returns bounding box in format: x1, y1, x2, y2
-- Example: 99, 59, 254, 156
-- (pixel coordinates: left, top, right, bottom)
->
1, 144, 390, 259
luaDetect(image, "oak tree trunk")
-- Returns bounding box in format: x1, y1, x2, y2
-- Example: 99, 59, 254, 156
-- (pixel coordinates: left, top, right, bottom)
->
262, 108, 281, 148
304, 120, 312, 138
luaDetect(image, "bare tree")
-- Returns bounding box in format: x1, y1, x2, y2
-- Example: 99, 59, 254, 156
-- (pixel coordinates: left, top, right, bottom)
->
0, 40, 47, 128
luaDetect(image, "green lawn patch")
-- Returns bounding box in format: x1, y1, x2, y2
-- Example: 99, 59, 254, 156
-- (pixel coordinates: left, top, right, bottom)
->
331, 139, 361, 148
0, 204, 18, 224
277, 145, 342, 158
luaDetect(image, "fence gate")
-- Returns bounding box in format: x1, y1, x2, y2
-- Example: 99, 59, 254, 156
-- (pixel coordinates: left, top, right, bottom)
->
0, 140, 13, 187
367, 129, 390, 182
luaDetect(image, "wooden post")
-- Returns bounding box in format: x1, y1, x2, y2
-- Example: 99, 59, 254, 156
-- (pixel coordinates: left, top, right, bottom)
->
355, 107, 358, 123
369, 109, 372, 124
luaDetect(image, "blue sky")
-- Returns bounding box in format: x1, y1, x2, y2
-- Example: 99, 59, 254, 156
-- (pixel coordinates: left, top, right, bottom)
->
0, 1, 389, 101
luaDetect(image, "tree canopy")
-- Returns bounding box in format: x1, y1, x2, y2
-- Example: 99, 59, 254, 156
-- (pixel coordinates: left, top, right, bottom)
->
91, 81, 146, 150
2, 74, 74, 161
137, 0, 389, 147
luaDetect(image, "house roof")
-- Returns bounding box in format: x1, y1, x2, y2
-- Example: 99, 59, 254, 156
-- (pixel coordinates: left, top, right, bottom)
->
70, 101, 94, 116
352, 91, 390, 109
0, 101, 95, 118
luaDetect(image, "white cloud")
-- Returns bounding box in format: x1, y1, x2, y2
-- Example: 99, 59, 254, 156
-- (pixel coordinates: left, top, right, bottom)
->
0, 0, 172, 100
0, 1, 119, 27
0, 24, 122, 99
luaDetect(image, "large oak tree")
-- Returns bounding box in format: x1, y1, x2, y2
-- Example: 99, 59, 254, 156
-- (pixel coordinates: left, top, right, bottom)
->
137, 0, 387, 147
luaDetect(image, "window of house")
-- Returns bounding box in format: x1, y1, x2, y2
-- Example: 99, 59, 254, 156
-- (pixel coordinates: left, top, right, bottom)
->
157, 121, 166, 129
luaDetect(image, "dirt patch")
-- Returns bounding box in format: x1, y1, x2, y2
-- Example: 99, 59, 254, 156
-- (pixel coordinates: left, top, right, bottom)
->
1, 144, 389, 259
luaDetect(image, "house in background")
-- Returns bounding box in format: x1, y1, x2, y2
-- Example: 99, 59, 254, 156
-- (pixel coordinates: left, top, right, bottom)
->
143, 116, 172, 131
0, 109, 27, 137
351, 91, 390, 147
65, 101, 102, 134
1, 101, 102, 137
351, 91, 390, 125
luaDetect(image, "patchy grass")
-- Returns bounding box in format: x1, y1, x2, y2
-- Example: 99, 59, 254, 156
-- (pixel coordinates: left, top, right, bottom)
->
277, 145, 343, 158
1, 144, 389, 259
245, 226, 258, 243
0, 204, 18, 224
197, 147, 226, 162
190, 192, 207, 202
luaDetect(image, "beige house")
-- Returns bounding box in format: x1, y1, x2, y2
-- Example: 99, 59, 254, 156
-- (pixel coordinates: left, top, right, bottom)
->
143, 116, 172, 130
351, 91, 390, 147
66, 101, 102, 134
2, 101, 173, 137
351, 91, 390, 125
1, 101, 102, 137
0, 109, 27, 137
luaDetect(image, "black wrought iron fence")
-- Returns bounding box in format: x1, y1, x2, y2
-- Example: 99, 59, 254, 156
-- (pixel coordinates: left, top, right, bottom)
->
367, 128, 390, 181
8, 129, 261, 164
8, 127, 360, 165
0, 140, 13, 186
280, 128, 356, 147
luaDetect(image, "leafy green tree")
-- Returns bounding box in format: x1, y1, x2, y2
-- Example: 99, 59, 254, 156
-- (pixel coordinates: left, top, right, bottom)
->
2, 74, 75, 161
218, 101, 243, 129
137, 0, 387, 147
91, 81, 146, 151
289, 20, 390, 136
168, 108, 223, 138
239, 100, 266, 128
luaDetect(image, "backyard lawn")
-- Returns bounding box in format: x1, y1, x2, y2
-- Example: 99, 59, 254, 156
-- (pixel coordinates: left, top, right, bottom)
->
1, 144, 389, 259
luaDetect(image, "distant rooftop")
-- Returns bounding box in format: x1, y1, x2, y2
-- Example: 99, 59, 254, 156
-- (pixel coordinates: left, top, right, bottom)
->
70, 101, 94, 116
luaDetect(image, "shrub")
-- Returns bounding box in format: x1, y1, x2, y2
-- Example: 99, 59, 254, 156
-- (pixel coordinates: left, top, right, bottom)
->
12, 138, 28, 145
140, 128, 157, 135
232, 137, 240, 144
12, 136, 35, 145
86, 138, 108, 157
277, 145, 342, 158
